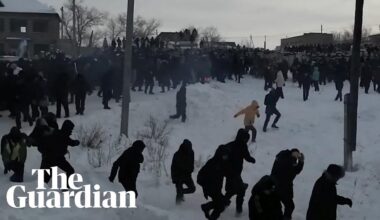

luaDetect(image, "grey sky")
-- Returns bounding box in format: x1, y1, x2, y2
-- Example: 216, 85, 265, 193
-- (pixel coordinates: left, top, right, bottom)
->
39, 0, 380, 48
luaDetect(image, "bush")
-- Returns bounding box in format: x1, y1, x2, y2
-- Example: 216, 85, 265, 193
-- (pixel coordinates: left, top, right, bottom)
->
136, 116, 171, 183
77, 124, 106, 168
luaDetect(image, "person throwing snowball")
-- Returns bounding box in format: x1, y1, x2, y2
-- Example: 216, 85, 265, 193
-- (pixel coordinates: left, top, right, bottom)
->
234, 100, 260, 143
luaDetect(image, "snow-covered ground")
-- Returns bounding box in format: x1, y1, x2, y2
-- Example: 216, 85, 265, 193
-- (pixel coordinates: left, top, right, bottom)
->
1, 77, 379, 220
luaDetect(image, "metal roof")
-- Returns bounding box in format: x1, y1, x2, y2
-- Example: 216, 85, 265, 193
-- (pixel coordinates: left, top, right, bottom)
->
0, 0, 57, 14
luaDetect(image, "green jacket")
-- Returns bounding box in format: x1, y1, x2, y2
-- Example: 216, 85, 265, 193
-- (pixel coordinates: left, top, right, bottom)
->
1, 135, 27, 165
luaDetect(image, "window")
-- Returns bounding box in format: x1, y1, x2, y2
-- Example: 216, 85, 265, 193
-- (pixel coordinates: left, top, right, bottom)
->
10, 19, 28, 33
0, 19, 4, 32
33, 20, 49, 32
34, 44, 49, 54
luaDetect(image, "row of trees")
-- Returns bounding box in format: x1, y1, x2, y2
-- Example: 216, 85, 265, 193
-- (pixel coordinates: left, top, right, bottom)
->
332, 26, 374, 43
61, 0, 222, 49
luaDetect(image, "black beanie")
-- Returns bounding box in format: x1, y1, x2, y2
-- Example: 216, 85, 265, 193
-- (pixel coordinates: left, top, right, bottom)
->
133, 140, 146, 149
327, 164, 345, 179
62, 120, 75, 131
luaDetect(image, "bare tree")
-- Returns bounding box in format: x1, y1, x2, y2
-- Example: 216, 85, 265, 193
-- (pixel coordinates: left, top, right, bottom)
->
333, 26, 371, 43
112, 14, 160, 39
106, 17, 124, 40
62, 0, 107, 52
200, 26, 221, 47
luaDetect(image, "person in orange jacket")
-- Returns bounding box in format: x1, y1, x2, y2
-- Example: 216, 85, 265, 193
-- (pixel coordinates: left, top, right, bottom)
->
234, 100, 260, 142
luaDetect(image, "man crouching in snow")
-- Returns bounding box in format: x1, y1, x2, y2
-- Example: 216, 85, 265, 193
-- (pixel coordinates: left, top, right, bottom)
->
1, 127, 28, 182
171, 139, 196, 204
234, 100, 260, 143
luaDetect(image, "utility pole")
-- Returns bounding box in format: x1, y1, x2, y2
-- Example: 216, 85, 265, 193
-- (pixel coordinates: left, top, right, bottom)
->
72, 0, 77, 57
344, 0, 364, 171
264, 35, 267, 50
60, 7, 64, 39
321, 25, 323, 34
120, 0, 135, 137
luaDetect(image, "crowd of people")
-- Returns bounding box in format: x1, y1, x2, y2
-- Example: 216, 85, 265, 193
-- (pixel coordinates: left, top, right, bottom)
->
1, 120, 353, 220
1, 42, 379, 219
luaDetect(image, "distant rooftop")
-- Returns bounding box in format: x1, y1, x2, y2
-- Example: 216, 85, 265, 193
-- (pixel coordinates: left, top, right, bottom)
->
0, 0, 57, 14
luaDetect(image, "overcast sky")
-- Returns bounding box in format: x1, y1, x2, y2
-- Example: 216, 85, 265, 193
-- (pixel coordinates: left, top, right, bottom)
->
39, 0, 380, 49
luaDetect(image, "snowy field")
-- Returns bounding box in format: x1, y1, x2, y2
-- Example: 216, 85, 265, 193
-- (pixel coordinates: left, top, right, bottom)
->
0, 77, 379, 220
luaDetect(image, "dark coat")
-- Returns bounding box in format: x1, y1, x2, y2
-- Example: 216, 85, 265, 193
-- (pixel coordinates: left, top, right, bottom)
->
176, 86, 186, 109
28, 118, 56, 154
197, 145, 230, 197
171, 141, 194, 183
264, 90, 280, 114
54, 72, 70, 98
271, 150, 304, 187
306, 172, 349, 220
248, 175, 283, 220
110, 145, 144, 183
225, 129, 255, 176
73, 74, 90, 96
48, 129, 79, 158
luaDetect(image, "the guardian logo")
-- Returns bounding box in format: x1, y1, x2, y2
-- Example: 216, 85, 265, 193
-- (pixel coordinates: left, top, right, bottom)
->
6, 167, 136, 209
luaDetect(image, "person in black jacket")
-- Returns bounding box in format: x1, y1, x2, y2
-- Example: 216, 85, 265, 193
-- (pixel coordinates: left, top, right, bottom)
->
41, 120, 80, 184
99, 64, 114, 109
54, 72, 70, 118
225, 129, 256, 215
248, 175, 283, 220
334, 60, 346, 102
198, 145, 231, 220
303, 73, 311, 101
264, 66, 273, 91
109, 140, 146, 196
171, 139, 196, 204
144, 56, 155, 95
73, 74, 90, 115
263, 89, 281, 132
307, 164, 353, 220
170, 82, 187, 122
271, 149, 304, 220
361, 60, 372, 94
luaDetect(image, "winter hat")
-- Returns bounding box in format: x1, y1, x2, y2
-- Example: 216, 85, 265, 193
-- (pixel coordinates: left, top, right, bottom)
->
9, 127, 22, 141
235, 128, 250, 143
45, 112, 58, 128
291, 148, 300, 153
251, 100, 259, 108
183, 139, 192, 148
326, 164, 345, 179
61, 120, 75, 132
133, 140, 146, 150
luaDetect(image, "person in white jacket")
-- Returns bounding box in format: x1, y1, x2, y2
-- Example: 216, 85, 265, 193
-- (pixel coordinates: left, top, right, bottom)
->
275, 69, 285, 99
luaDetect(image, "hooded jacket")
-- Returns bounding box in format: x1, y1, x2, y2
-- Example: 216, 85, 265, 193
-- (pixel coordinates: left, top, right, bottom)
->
225, 129, 255, 176
110, 141, 145, 183
171, 140, 194, 183
1, 128, 28, 166
235, 100, 260, 126
249, 175, 283, 220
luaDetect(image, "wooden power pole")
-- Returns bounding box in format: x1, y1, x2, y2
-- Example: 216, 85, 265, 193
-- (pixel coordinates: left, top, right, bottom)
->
72, 0, 78, 57
120, 0, 135, 137
344, 0, 364, 171
60, 7, 64, 39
